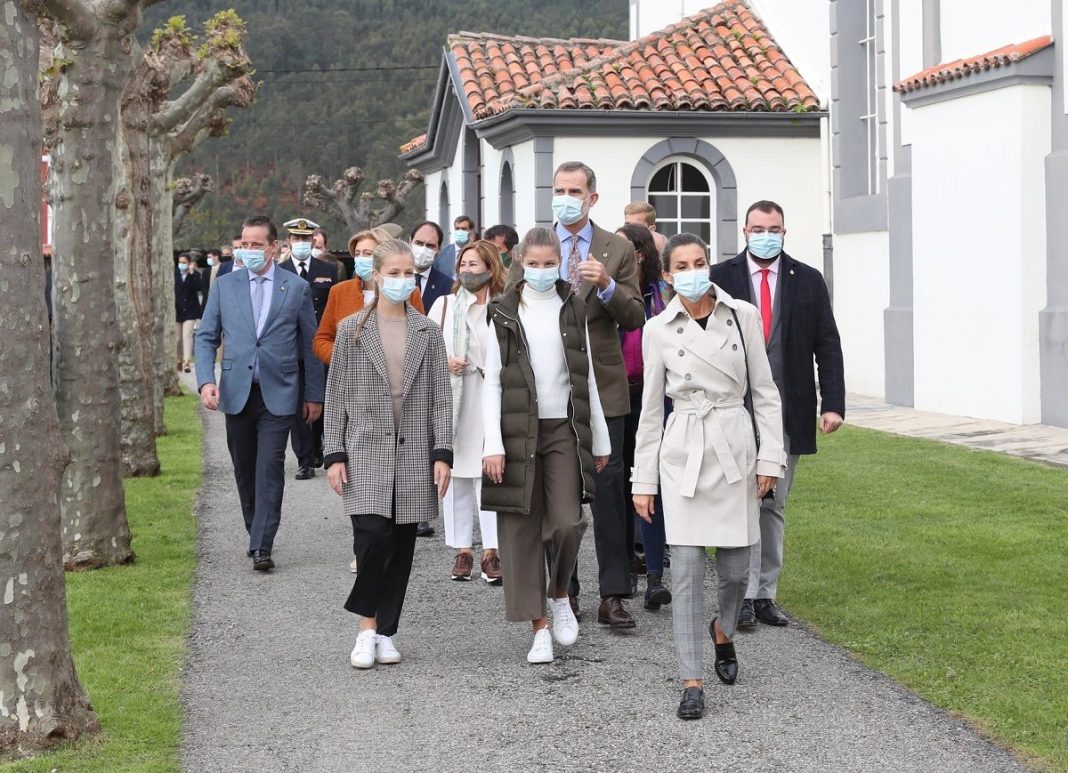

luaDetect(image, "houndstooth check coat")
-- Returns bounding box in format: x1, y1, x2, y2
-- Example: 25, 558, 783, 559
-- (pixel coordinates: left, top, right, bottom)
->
322, 303, 453, 523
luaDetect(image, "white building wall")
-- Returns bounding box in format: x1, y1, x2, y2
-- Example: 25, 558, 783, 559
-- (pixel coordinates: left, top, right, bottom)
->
939, 0, 1050, 63
550, 134, 823, 271
833, 232, 890, 397
749, 0, 831, 103
896, 0, 924, 147
632, 0, 712, 38
480, 140, 503, 231
910, 85, 1050, 423
421, 169, 441, 222
509, 140, 537, 232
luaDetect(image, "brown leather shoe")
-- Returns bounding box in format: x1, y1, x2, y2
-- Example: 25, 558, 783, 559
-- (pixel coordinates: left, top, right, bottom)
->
450, 552, 474, 581
597, 596, 636, 629
569, 595, 581, 621
480, 552, 502, 585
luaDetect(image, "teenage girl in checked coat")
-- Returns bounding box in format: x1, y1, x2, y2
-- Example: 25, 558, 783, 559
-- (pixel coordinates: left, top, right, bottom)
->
323, 238, 453, 670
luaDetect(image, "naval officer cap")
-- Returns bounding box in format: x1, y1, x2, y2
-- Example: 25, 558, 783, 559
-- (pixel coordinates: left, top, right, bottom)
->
284, 217, 320, 236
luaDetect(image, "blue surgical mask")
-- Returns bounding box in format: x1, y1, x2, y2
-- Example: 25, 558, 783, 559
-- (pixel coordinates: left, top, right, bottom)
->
206, 257, 215, 267
235, 248, 266, 273
524, 266, 558, 293
353, 257, 374, 281
291, 241, 312, 259
552, 195, 587, 226
670, 269, 713, 302
178, 262, 189, 272
747, 232, 783, 260
453, 230, 470, 246
380, 275, 416, 304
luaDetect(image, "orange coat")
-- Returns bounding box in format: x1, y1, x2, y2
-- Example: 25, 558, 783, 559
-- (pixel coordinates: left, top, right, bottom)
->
313, 277, 426, 363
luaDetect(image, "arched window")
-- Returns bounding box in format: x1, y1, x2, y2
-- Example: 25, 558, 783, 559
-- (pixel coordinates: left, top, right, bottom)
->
647, 159, 715, 246
500, 161, 515, 227
438, 179, 449, 229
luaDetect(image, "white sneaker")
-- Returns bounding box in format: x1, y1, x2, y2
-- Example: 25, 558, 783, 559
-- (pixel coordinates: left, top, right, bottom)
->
550, 597, 579, 646
348, 557, 359, 574
349, 629, 377, 669
375, 634, 402, 664
526, 628, 554, 664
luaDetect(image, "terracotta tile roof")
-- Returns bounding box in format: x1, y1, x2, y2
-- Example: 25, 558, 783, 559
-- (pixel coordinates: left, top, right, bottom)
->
451, 1, 819, 120
895, 35, 1054, 93
399, 133, 427, 154
450, 32, 622, 119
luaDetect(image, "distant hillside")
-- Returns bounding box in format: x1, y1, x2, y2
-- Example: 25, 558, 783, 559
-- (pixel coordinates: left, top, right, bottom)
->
142, 0, 628, 248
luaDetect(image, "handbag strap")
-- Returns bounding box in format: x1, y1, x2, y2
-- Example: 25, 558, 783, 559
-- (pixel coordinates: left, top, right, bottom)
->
729, 307, 760, 448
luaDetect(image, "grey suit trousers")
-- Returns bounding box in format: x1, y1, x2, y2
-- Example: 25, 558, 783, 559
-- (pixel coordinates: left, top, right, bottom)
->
747, 436, 801, 599
672, 545, 750, 682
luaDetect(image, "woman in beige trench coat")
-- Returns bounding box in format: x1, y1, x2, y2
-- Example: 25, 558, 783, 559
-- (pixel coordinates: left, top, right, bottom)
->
632, 233, 786, 721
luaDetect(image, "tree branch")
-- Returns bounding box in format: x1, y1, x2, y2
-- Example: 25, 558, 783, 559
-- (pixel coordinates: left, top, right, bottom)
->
164, 75, 256, 161
43, 0, 95, 40
172, 173, 213, 235
371, 170, 424, 226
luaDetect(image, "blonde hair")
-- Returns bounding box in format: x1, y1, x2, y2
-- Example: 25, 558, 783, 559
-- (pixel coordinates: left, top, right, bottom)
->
624, 201, 656, 226
355, 238, 415, 337
452, 240, 507, 297
347, 229, 381, 257
514, 226, 561, 265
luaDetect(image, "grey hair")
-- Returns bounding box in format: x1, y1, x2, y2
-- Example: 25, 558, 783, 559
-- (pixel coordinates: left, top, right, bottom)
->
553, 161, 597, 193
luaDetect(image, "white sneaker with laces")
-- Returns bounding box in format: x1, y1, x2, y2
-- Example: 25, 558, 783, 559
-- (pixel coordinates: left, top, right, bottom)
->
550, 596, 579, 646
348, 557, 359, 574
350, 629, 377, 669
526, 628, 554, 664
375, 634, 402, 664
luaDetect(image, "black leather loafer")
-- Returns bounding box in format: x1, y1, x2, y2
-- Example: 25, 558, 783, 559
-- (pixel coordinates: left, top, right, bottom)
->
252, 551, 274, 571
676, 686, 705, 720
737, 598, 757, 630
295, 466, 314, 480
754, 598, 789, 626
709, 617, 738, 685
644, 572, 672, 610
416, 521, 435, 537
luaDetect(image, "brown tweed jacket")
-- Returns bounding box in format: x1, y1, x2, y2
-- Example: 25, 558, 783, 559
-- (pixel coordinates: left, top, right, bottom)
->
322, 303, 453, 523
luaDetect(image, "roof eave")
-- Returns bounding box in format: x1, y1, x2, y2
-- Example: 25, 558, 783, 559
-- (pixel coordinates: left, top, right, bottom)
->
472, 108, 826, 149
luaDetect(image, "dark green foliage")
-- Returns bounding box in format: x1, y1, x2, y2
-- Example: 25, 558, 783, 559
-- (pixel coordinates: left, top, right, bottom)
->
142, 1, 628, 248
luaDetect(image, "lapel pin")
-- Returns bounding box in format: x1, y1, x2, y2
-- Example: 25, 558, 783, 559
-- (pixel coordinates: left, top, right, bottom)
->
790, 270, 795, 275
602, 252, 608, 259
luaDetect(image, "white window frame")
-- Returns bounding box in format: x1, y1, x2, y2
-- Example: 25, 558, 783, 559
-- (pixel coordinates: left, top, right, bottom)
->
860, 0, 881, 196
646, 157, 717, 245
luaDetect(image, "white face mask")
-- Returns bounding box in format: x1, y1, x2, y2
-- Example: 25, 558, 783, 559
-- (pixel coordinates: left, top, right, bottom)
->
311, 247, 324, 258
412, 244, 437, 270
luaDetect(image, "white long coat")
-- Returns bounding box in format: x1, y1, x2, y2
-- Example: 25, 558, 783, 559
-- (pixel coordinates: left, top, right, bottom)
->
429, 292, 490, 478
631, 287, 786, 547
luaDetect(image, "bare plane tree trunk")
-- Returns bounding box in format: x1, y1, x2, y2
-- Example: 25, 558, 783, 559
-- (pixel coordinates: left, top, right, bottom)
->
46, 0, 142, 569
172, 173, 213, 237
0, 0, 99, 754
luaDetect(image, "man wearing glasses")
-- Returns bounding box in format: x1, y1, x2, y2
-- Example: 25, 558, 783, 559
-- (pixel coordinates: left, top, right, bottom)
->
708, 200, 845, 631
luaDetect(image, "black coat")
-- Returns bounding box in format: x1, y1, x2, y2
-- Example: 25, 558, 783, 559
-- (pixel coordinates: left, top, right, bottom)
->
279, 256, 339, 324
174, 268, 202, 322
708, 250, 845, 455
418, 267, 453, 313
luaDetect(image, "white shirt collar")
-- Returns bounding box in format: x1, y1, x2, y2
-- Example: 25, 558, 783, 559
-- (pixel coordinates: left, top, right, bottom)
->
747, 254, 780, 276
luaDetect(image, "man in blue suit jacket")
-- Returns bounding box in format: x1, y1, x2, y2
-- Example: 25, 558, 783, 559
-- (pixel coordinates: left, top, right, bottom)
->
195, 215, 324, 570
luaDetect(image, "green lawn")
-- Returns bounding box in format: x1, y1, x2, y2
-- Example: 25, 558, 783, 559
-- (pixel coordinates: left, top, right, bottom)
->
780, 425, 1068, 772
5, 395, 201, 772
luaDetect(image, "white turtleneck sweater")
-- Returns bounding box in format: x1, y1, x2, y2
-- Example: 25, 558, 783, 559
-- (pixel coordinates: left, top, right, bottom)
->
482, 283, 611, 458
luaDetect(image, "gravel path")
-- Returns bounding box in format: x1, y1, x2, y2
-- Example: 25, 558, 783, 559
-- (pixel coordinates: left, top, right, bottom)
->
180, 400, 1032, 773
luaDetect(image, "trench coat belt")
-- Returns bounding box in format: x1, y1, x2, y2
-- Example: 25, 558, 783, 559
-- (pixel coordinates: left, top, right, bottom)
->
672, 392, 745, 496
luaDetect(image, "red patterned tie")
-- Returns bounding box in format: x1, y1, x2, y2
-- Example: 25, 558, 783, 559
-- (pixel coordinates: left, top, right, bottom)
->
759, 268, 772, 341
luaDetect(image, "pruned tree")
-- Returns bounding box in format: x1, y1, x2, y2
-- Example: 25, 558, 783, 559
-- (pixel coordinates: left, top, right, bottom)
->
39, 0, 161, 568
172, 173, 214, 236
0, 0, 99, 755
304, 167, 425, 234
146, 12, 255, 410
